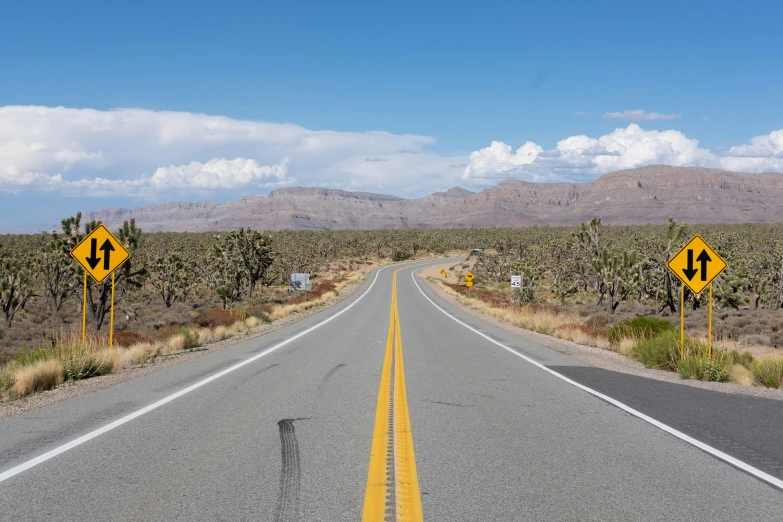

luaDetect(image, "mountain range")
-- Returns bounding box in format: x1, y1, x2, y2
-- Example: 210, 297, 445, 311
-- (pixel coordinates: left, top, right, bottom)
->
84, 165, 783, 232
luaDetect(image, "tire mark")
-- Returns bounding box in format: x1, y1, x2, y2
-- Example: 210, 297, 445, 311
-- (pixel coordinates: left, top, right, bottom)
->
425, 400, 474, 408
318, 363, 347, 391
274, 418, 308, 522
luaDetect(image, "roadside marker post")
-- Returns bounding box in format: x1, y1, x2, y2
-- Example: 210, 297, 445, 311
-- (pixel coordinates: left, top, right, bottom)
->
465, 272, 474, 296
70, 224, 131, 346
511, 275, 522, 308
667, 235, 727, 359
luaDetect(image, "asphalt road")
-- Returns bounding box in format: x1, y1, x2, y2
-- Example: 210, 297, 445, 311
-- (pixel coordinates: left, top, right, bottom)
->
1, 259, 783, 521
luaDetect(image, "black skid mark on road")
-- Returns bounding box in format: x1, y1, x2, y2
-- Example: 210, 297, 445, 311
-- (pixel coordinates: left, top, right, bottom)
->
274, 418, 309, 522
318, 363, 347, 391
425, 400, 474, 408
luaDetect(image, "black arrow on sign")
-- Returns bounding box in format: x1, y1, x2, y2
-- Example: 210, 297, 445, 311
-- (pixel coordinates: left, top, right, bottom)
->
682, 249, 698, 281
696, 249, 712, 281
99, 239, 115, 270
85, 238, 101, 269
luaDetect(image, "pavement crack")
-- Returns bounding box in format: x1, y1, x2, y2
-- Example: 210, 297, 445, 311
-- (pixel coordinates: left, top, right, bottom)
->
274, 418, 308, 522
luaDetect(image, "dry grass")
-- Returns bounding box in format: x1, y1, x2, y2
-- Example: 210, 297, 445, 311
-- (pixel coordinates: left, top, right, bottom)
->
614, 337, 637, 357
729, 364, 755, 386
167, 334, 186, 352
12, 359, 65, 397
437, 281, 589, 340
245, 316, 261, 329
1, 262, 377, 401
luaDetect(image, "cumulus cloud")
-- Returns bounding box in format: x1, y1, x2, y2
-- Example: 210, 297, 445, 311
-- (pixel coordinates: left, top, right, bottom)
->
149, 157, 291, 189
603, 110, 682, 121
0, 105, 445, 198
2, 106, 783, 203
463, 124, 783, 182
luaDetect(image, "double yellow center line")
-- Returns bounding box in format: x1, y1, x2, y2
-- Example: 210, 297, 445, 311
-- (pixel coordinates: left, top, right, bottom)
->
362, 270, 423, 522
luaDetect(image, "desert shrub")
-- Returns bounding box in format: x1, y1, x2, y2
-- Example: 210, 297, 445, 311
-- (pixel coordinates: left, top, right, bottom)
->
631, 331, 707, 371
609, 316, 676, 344
194, 309, 237, 328
729, 364, 755, 386
246, 307, 272, 324
739, 334, 770, 347
11, 347, 55, 367
770, 332, 783, 349
726, 349, 755, 368
60, 350, 113, 381
0, 369, 14, 394
584, 313, 612, 328
180, 328, 201, 350
749, 358, 783, 389
392, 250, 411, 262
113, 330, 151, 348
703, 359, 730, 382
678, 357, 706, 380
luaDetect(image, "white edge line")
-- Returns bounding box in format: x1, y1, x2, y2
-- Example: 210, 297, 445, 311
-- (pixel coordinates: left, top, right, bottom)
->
411, 270, 783, 491
0, 264, 399, 484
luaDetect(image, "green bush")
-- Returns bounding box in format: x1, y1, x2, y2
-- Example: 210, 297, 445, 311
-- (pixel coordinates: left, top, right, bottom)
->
11, 347, 55, 368
678, 356, 729, 382
392, 250, 412, 262
726, 349, 755, 368
631, 331, 707, 371
246, 309, 272, 323
180, 328, 201, 350
0, 369, 14, 393
608, 316, 676, 344
62, 353, 112, 381
704, 359, 730, 382
678, 357, 706, 380
749, 358, 783, 389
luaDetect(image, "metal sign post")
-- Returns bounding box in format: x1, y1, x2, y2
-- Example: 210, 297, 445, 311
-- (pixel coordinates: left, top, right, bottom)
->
511, 275, 521, 308
667, 235, 727, 359
71, 224, 130, 346
465, 272, 474, 296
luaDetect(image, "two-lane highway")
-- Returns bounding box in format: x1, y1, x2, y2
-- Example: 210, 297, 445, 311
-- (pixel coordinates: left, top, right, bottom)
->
1, 259, 782, 521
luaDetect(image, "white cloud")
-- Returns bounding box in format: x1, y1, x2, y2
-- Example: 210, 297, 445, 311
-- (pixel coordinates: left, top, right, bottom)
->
0, 105, 444, 197
603, 110, 682, 121
463, 124, 783, 182
149, 157, 291, 189
2, 106, 783, 202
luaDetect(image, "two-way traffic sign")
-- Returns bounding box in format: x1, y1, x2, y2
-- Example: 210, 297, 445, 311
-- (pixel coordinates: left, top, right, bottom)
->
70, 224, 131, 284
667, 234, 727, 295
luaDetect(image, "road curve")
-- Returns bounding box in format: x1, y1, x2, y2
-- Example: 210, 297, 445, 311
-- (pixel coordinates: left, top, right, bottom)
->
0, 259, 782, 521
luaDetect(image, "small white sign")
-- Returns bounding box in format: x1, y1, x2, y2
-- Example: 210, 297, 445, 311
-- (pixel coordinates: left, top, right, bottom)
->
511, 275, 522, 288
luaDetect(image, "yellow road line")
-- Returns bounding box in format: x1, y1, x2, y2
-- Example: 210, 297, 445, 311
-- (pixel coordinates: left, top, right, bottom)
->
362, 270, 423, 522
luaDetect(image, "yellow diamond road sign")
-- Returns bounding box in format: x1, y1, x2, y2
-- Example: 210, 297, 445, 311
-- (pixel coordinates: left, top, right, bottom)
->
667, 234, 727, 295
70, 224, 131, 284
465, 271, 474, 282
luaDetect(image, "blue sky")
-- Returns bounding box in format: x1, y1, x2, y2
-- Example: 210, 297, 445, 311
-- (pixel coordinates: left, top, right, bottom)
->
1, 0, 782, 231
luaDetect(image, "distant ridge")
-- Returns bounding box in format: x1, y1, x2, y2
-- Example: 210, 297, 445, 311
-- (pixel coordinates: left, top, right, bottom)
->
83, 165, 783, 232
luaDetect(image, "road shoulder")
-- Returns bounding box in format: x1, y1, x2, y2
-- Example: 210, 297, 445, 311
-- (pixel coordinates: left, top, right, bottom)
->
420, 272, 783, 402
